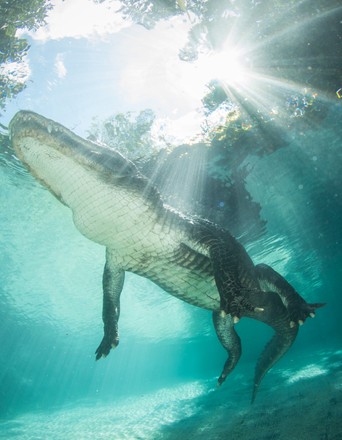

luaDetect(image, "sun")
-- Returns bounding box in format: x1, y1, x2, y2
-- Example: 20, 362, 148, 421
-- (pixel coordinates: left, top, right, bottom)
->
202, 50, 249, 86
194, 47, 251, 91
171, 45, 252, 107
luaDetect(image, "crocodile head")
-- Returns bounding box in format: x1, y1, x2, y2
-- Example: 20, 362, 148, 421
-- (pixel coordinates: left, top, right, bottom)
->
9, 110, 137, 206
9, 110, 156, 245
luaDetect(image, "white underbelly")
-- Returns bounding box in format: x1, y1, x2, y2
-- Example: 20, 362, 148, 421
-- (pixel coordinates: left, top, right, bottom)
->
70, 180, 182, 256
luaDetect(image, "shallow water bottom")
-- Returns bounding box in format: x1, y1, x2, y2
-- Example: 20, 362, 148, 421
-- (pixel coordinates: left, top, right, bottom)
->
1, 347, 341, 440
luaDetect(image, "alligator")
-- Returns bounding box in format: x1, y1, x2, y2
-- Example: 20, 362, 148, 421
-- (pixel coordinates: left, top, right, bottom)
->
9, 110, 325, 402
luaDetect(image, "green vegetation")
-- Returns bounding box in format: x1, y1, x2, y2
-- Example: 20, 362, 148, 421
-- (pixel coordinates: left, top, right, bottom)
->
0, 0, 52, 110
87, 109, 169, 161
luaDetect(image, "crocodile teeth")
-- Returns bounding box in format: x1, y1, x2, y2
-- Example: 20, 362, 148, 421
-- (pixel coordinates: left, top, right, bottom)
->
309, 312, 315, 318
233, 316, 240, 324
298, 320, 304, 326
290, 321, 296, 328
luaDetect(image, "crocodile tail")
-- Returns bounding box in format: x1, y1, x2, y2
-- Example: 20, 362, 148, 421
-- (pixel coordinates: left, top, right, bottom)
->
241, 289, 299, 403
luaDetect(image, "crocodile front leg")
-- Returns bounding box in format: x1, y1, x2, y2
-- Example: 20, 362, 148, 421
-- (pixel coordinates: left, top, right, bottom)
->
186, 218, 263, 320
95, 249, 125, 360
209, 240, 263, 320
212, 310, 241, 386
255, 263, 325, 327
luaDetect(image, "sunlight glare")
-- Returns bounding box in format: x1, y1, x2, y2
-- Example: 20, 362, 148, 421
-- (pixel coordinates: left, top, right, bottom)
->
197, 49, 249, 87
169, 46, 252, 111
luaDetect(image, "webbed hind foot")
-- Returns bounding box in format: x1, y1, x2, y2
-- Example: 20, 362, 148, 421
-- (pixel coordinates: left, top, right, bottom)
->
288, 301, 326, 327
255, 264, 326, 327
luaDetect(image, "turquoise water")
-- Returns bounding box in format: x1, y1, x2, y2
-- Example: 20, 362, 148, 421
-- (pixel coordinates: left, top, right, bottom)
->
1, 104, 341, 438
1, 1, 342, 439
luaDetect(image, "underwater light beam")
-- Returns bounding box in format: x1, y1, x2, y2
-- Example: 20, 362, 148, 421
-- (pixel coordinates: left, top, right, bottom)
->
202, 4, 341, 115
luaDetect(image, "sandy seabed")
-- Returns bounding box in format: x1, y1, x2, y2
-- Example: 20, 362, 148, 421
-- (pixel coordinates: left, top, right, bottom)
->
1, 347, 341, 440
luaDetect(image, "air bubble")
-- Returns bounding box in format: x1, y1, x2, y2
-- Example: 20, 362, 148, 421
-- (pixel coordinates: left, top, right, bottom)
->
294, 108, 304, 117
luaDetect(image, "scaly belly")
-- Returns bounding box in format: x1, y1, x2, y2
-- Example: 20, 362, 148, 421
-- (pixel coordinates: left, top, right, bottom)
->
107, 247, 219, 311
70, 177, 181, 256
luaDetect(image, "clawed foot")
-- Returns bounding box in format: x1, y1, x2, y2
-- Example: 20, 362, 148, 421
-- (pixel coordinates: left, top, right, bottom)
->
217, 372, 227, 386
288, 301, 326, 328
95, 335, 119, 360
222, 294, 264, 323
